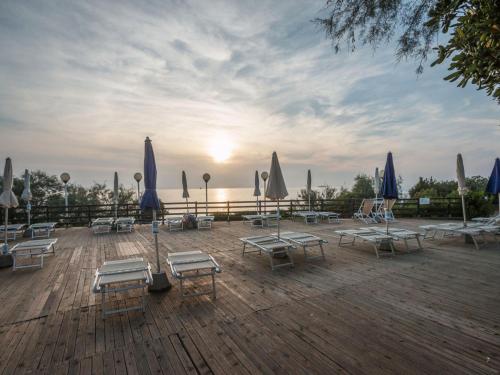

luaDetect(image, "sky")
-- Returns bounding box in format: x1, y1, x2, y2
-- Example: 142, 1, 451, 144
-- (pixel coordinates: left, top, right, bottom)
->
0, 0, 498, 193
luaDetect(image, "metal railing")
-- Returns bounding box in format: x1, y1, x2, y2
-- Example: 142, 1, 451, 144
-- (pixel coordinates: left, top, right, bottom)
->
2, 197, 468, 227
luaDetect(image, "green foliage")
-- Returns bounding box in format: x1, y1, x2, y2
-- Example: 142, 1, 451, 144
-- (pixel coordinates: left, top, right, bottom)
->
298, 185, 338, 207
315, 0, 500, 101
351, 174, 375, 198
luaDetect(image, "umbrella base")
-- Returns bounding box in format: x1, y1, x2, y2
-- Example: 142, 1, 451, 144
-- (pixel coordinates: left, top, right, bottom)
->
148, 271, 172, 292
0, 254, 13, 268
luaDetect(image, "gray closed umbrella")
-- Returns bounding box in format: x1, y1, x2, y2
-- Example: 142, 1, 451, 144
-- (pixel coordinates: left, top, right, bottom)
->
307, 169, 312, 211
266, 151, 288, 238
374, 167, 380, 199
21, 169, 32, 226
253, 171, 261, 214
182, 170, 189, 212
456, 153, 468, 227
113, 172, 119, 219
1, 158, 19, 254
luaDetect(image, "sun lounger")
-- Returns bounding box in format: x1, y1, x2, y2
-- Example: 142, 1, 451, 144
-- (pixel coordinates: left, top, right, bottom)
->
242, 214, 265, 227
10, 238, 57, 271
335, 229, 395, 258
361, 226, 423, 251
196, 215, 214, 230
166, 250, 221, 299
317, 212, 341, 224
240, 235, 295, 270
115, 217, 135, 233
29, 222, 58, 239
93, 257, 153, 319
91, 218, 114, 234
262, 213, 279, 227
0, 224, 26, 241
420, 223, 499, 250
353, 199, 377, 223
293, 211, 319, 224
276, 231, 327, 260
166, 216, 184, 231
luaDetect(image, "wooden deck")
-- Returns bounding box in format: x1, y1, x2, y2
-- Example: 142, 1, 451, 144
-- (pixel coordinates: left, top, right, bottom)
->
0, 219, 499, 374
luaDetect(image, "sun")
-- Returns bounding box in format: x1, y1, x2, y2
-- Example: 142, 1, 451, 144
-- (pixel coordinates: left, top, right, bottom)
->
208, 134, 234, 163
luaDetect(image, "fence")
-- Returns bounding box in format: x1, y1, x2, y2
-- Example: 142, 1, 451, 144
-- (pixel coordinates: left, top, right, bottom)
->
2, 197, 470, 227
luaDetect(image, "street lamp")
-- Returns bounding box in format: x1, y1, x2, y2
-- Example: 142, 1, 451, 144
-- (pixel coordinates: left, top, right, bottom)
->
60, 172, 70, 221
261, 171, 268, 214
134, 172, 142, 201
203, 173, 211, 215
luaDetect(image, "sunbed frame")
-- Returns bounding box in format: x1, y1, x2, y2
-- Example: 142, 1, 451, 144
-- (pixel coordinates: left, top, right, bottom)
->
0, 224, 26, 241
29, 222, 57, 239
240, 235, 295, 270
276, 231, 327, 260
292, 211, 319, 225
10, 238, 57, 271
361, 227, 423, 251
196, 215, 214, 230
335, 229, 395, 258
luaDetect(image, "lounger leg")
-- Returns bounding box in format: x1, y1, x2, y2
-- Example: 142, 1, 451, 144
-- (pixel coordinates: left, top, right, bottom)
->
390, 241, 396, 256
12, 254, 16, 272
269, 254, 275, 270
373, 243, 380, 258
40, 254, 44, 269
303, 245, 308, 260
141, 282, 145, 313
212, 273, 216, 300
101, 289, 106, 320
404, 238, 409, 252
319, 242, 325, 260
470, 235, 480, 251
416, 236, 423, 250
180, 279, 184, 299
242, 243, 246, 256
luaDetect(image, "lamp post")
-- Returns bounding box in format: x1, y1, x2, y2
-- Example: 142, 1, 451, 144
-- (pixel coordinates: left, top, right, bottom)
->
203, 173, 211, 215
60, 173, 70, 225
261, 171, 268, 214
134, 172, 142, 202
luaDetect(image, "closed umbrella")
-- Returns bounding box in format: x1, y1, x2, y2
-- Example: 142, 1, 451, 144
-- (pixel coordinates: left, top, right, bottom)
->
485, 158, 500, 213
307, 169, 312, 211
380, 152, 398, 234
266, 152, 288, 238
21, 169, 32, 227
0, 158, 19, 255
113, 172, 119, 219
182, 171, 189, 213
374, 167, 380, 200
140, 137, 170, 291
456, 153, 468, 227
253, 171, 261, 214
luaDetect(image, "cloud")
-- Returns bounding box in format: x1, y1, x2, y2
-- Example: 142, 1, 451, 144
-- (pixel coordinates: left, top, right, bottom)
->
0, 0, 498, 193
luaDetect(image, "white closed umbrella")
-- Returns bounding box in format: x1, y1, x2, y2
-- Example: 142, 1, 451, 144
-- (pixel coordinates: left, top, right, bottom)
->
1, 158, 19, 254
21, 169, 32, 226
456, 153, 468, 227
266, 152, 288, 238
253, 171, 261, 214
307, 169, 312, 211
182, 171, 189, 212
113, 172, 119, 219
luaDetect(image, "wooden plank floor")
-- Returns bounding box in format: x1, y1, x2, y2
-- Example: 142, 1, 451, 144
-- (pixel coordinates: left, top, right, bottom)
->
0, 218, 499, 374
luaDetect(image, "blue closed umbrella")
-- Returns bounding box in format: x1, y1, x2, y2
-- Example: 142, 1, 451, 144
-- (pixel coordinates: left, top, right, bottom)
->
486, 158, 500, 213
380, 152, 398, 233
140, 137, 161, 273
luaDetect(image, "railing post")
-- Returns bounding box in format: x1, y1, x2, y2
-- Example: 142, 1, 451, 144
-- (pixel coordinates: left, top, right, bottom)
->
46, 206, 49, 222
321, 200, 324, 212
87, 206, 91, 225
195, 201, 198, 216
416, 198, 420, 218
290, 200, 293, 216
227, 201, 230, 222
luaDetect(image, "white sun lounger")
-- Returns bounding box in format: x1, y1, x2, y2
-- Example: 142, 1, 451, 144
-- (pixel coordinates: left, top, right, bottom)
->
10, 238, 57, 271
335, 229, 395, 258
240, 235, 295, 270
420, 223, 499, 250
93, 257, 153, 319
166, 250, 221, 299
91, 218, 114, 234
166, 216, 184, 231
275, 231, 327, 261
361, 226, 423, 251
29, 222, 58, 239
317, 212, 341, 224
115, 217, 135, 233
242, 214, 265, 227
0, 224, 26, 241
196, 215, 214, 230
293, 211, 319, 224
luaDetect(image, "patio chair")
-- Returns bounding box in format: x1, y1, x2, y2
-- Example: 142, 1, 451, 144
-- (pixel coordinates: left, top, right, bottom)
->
353, 199, 377, 223
166, 250, 221, 299
10, 238, 58, 271
240, 235, 295, 270
335, 229, 395, 258
93, 257, 153, 319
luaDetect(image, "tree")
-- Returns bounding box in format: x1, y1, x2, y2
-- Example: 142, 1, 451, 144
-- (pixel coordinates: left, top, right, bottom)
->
315, 0, 500, 101
351, 174, 375, 198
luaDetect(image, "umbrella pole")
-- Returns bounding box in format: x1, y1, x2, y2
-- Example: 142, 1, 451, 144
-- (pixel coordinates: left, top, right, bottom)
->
186, 198, 189, 213
153, 210, 160, 273
461, 194, 467, 227
205, 182, 208, 216
3, 208, 8, 254
498, 193, 500, 214
277, 199, 280, 239
308, 195, 311, 211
